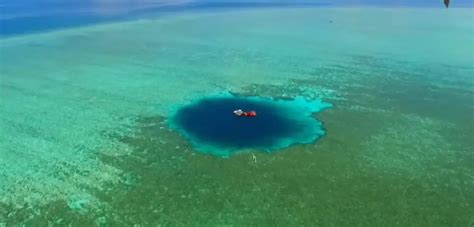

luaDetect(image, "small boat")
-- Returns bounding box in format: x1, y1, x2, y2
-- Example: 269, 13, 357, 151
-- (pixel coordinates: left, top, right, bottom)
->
233, 109, 257, 117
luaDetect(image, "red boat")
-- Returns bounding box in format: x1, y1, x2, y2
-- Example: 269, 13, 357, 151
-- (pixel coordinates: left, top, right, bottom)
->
233, 109, 257, 117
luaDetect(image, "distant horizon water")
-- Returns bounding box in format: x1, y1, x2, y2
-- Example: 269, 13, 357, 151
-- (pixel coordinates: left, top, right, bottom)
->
1, 0, 473, 36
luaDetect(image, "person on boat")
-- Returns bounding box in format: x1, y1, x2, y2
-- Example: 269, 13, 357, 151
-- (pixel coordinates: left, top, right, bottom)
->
234, 109, 257, 117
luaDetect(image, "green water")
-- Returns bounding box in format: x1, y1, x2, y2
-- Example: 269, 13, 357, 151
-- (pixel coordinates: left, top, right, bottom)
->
0, 8, 473, 225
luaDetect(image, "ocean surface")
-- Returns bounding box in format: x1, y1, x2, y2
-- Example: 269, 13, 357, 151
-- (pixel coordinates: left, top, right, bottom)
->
1, 1, 473, 225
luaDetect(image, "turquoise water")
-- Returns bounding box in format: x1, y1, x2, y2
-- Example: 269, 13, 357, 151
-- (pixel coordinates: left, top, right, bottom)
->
0, 6, 473, 226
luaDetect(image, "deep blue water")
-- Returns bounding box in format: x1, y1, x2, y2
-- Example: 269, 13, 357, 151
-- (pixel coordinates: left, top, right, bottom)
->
0, 1, 329, 36
173, 97, 301, 149
170, 95, 330, 157
1, 0, 471, 37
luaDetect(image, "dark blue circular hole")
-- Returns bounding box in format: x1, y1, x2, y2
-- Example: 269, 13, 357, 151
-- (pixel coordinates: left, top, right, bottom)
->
175, 97, 302, 149
169, 95, 330, 157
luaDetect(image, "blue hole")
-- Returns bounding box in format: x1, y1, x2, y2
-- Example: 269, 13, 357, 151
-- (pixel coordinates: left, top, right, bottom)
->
169, 94, 331, 157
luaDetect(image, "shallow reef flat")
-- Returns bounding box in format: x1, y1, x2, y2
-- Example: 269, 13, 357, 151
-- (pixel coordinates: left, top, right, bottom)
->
0, 8, 473, 225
